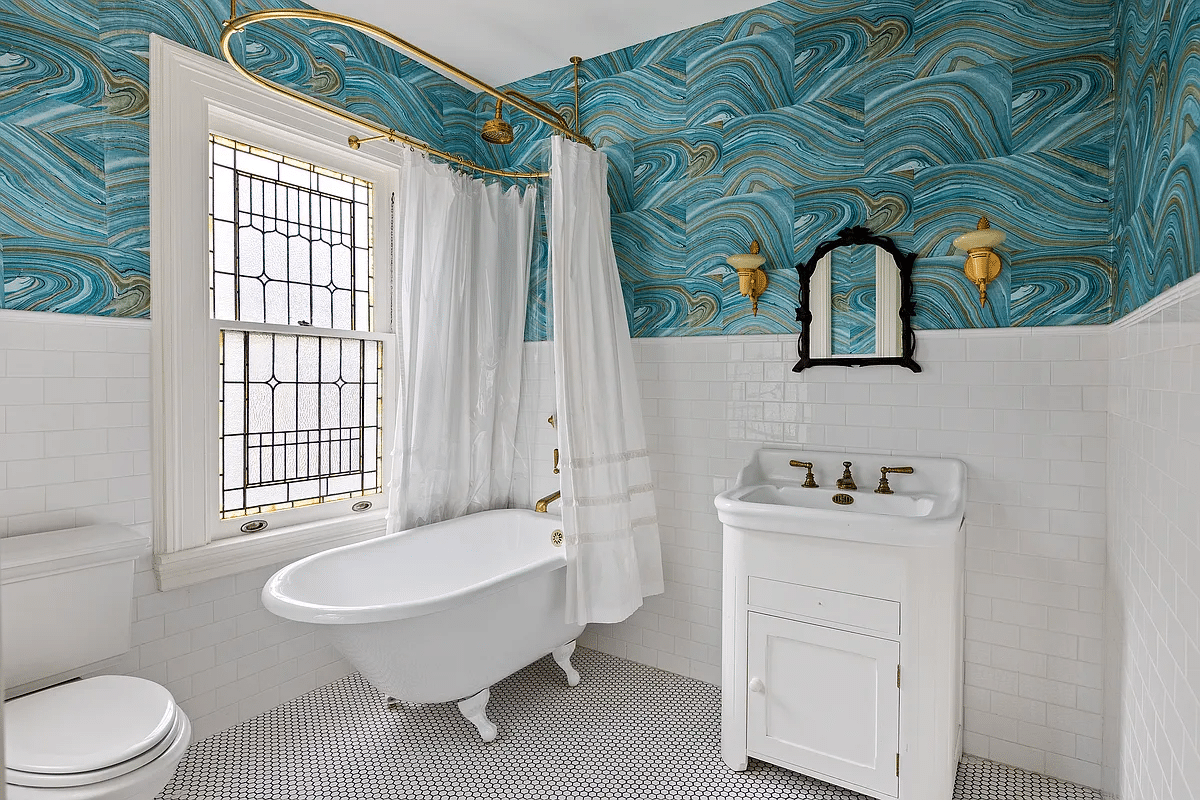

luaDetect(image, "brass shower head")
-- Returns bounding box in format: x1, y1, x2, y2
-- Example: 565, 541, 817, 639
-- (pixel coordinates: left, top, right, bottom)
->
480, 99, 514, 145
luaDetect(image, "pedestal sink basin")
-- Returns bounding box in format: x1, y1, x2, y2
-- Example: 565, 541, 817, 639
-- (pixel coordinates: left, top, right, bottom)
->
734, 485, 936, 516
714, 447, 966, 546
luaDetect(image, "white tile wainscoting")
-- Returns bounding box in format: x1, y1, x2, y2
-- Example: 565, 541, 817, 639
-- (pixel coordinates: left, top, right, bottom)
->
1106, 285, 1200, 800
5, 272, 1200, 797
0, 310, 354, 740
513, 325, 1110, 789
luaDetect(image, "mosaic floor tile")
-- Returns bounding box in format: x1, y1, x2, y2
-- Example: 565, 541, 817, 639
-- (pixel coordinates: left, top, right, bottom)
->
157, 648, 1101, 800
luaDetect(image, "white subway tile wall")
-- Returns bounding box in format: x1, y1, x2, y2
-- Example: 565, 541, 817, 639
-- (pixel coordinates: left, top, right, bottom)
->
512, 328, 1109, 788
15, 303, 1194, 794
0, 311, 353, 741
1106, 288, 1200, 800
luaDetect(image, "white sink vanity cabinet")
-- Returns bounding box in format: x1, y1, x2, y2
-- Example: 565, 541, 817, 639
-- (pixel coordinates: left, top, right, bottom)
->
714, 447, 967, 800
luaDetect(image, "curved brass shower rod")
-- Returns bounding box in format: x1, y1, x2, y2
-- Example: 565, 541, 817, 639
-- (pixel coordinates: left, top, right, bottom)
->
220, 4, 594, 179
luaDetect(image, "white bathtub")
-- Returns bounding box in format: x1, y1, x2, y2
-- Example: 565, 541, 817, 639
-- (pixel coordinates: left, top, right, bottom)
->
261, 508, 585, 740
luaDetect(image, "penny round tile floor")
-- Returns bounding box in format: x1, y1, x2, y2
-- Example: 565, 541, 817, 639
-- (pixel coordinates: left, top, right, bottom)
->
157, 648, 1101, 799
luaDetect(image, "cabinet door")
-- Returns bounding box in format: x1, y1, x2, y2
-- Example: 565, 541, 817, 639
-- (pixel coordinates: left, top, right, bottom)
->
747, 612, 900, 798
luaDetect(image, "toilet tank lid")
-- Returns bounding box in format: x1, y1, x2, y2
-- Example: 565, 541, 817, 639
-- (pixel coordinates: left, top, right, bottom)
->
0, 525, 149, 584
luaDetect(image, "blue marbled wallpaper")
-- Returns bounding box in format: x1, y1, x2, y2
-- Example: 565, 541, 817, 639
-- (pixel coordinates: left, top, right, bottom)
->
0, 0, 472, 316
9, 0, 1173, 334
488, 0, 1119, 339
1111, 0, 1200, 314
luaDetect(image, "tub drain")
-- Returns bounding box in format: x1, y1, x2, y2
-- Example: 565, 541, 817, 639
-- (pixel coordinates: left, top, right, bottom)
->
551, 529, 564, 547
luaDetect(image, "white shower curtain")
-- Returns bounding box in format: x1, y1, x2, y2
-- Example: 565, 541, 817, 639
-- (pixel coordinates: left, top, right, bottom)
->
386, 149, 536, 532
549, 136, 665, 625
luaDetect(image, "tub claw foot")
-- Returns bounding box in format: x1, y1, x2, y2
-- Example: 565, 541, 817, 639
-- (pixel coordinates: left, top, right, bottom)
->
457, 688, 497, 742
385, 696, 402, 710
552, 641, 581, 687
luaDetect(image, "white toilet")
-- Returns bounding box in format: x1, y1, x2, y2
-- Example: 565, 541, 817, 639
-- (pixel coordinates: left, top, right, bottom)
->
1, 525, 192, 800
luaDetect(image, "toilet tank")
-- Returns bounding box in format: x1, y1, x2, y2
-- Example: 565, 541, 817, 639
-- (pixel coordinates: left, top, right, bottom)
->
0, 525, 149, 690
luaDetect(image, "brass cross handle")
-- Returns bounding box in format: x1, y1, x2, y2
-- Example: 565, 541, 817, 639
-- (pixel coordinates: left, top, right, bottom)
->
875, 466, 914, 494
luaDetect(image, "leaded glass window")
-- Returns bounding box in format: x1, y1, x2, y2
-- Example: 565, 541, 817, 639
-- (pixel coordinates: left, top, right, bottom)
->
209, 135, 384, 521
210, 135, 373, 331
219, 331, 382, 518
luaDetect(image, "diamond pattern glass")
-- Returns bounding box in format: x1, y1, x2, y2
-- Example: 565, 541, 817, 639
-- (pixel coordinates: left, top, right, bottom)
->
219, 330, 382, 519
210, 134, 373, 331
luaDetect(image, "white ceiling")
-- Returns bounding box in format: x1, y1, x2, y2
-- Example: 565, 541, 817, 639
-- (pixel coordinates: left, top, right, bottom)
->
308, 0, 769, 87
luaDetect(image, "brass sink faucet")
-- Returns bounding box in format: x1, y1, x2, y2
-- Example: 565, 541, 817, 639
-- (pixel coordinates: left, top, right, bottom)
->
836, 462, 857, 491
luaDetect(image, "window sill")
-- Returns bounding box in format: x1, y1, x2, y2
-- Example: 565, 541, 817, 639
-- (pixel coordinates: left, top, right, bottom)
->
153, 509, 387, 590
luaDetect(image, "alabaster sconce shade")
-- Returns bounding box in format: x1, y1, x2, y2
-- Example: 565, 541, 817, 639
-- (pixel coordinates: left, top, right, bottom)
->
952, 216, 1006, 307
726, 240, 768, 316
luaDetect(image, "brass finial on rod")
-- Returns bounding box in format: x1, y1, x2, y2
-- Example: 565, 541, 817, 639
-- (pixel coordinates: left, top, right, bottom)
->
348, 134, 390, 150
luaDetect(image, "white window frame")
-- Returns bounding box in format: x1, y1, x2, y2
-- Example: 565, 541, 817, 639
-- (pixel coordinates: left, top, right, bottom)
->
150, 35, 402, 590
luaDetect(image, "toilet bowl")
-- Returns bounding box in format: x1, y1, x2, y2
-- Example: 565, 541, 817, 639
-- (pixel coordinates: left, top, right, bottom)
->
1, 526, 193, 800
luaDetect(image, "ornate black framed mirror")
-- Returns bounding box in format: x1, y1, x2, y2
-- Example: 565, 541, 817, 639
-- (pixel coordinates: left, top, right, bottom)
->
793, 226, 920, 373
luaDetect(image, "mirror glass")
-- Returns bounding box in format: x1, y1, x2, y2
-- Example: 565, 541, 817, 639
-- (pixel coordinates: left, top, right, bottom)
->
794, 227, 919, 373
830, 244, 880, 356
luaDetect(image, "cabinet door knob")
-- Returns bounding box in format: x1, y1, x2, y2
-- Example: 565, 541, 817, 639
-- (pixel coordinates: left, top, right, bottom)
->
748, 677, 765, 694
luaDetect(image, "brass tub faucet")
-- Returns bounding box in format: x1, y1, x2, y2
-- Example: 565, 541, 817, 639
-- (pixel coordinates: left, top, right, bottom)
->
836, 462, 857, 491
535, 490, 561, 513
788, 460, 819, 488
875, 466, 915, 494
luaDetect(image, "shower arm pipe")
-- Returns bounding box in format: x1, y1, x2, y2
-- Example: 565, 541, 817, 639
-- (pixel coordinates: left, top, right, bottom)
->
219, 7, 593, 178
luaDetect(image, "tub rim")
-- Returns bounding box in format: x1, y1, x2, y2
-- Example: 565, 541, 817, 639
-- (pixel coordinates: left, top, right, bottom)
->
261, 509, 566, 625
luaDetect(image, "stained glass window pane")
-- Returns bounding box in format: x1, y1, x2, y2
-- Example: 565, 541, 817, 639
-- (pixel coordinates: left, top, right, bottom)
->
219, 330, 383, 519
209, 135, 374, 331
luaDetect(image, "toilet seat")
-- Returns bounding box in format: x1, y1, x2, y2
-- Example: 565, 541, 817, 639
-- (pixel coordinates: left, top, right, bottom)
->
6, 676, 183, 789
6, 710, 186, 789
6, 712, 191, 800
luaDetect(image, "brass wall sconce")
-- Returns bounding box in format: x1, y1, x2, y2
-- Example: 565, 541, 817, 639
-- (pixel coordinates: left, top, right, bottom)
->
727, 240, 768, 316
952, 216, 1006, 307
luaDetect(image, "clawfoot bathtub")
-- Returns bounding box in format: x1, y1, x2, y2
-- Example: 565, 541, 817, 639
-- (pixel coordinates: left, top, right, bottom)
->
262, 509, 585, 741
